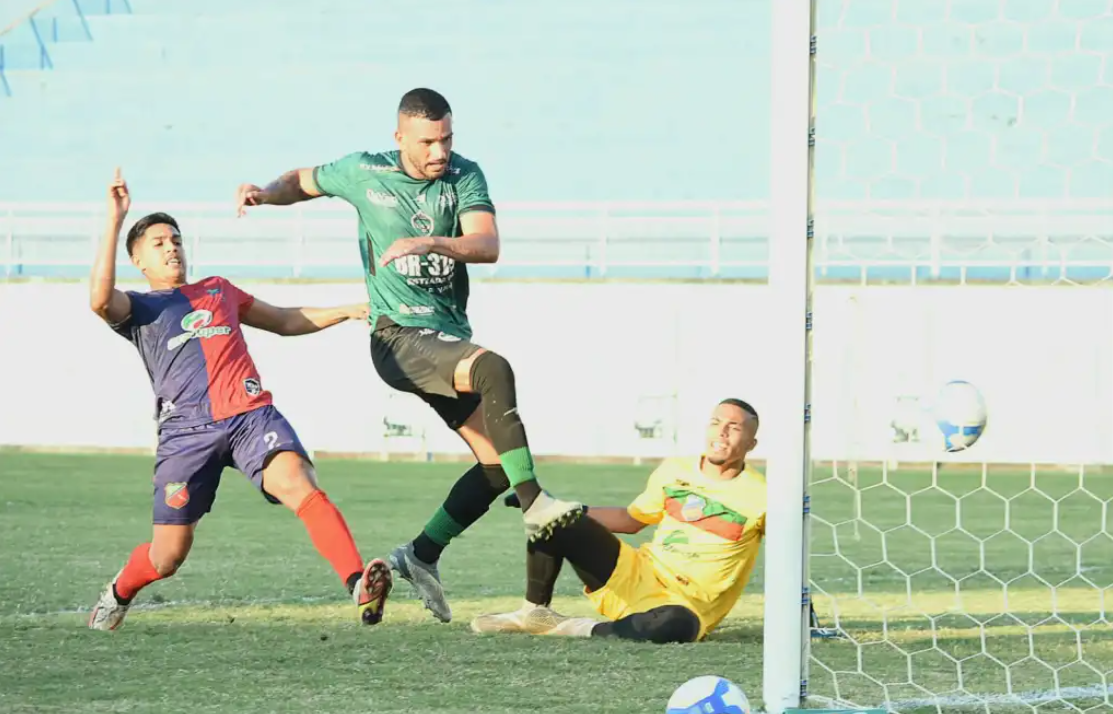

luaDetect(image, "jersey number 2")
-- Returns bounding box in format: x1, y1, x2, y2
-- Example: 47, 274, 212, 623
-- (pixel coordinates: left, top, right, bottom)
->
263, 431, 279, 450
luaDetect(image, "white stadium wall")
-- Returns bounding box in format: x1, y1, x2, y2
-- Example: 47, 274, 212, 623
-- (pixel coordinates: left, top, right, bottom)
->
1, 280, 1109, 465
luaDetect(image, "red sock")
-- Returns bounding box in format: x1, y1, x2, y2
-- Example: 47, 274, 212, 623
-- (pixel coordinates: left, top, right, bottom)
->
114, 543, 164, 602
296, 490, 364, 589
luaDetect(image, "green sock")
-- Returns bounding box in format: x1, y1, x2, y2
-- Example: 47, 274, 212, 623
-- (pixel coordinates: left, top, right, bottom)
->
499, 446, 537, 488
422, 506, 464, 547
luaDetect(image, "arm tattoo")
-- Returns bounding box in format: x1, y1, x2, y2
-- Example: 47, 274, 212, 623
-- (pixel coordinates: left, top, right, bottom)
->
262, 170, 310, 205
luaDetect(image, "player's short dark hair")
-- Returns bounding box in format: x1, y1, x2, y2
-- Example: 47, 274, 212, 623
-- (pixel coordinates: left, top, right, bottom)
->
398, 88, 452, 121
126, 212, 181, 256
720, 398, 759, 426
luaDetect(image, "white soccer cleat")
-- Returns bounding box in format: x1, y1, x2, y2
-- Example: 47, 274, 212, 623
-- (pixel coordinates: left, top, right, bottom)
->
471, 601, 598, 637
388, 542, 451, 623
522, 491, 585, 542
87, 573, 130, 631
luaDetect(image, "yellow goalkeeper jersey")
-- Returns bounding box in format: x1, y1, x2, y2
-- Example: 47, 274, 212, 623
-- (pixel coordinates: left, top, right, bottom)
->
627, 456, 768, 632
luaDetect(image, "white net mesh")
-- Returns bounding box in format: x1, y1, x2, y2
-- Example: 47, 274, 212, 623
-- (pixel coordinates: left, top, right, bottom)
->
806, 0, 1113, 711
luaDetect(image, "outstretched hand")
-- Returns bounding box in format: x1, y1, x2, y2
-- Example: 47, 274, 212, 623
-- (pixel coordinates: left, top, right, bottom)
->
236, 183, 266, 217
343, 303, 371, 322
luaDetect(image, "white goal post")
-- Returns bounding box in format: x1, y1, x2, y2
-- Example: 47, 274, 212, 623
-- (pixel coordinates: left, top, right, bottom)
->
764, 0, 818, 713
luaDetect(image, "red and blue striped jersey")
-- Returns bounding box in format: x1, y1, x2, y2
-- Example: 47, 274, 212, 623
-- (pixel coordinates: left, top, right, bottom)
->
111, 276, 273, 427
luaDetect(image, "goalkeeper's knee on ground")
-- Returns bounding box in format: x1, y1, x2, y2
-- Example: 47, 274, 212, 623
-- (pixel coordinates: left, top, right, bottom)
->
594, 605, 701, 644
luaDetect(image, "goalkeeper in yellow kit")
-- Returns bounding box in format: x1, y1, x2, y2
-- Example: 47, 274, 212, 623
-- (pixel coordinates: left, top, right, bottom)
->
472, 398, 767, 643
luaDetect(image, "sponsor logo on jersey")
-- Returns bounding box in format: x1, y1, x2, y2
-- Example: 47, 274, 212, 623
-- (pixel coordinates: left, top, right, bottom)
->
398, 304, 435, 316
244, 378, 262, 396
167, 309, 233, 351
165, 482, 190, 510
438, 188, 458, 211
367, 189, 399, 208
663, 486, 748, 541
663, 530, 689, 547
411, 210, 435, 236
681, 495, 708, 522
392, 251, 455, 279
660, 529, 701, 559
158, 399, 176, 423
361, 163, 401, 173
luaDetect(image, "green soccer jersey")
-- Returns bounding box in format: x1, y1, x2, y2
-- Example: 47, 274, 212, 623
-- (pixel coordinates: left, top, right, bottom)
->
312, 150, 496, 339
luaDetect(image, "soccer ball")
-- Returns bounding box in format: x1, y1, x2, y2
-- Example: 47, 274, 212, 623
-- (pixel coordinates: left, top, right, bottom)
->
933, 380, 987, 452
666, 675, 751, 714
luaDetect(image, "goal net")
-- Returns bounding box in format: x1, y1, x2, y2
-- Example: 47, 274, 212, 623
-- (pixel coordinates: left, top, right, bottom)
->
789, 0, 1113, 712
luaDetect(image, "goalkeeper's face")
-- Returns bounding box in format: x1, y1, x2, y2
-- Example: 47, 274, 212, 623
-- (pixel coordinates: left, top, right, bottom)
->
704, 403, 757, 467
396, 114, 454, 180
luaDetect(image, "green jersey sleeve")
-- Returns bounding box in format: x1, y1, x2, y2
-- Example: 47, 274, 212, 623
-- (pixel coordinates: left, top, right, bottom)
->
312, 152, 364, 201
457, 163, 495, 215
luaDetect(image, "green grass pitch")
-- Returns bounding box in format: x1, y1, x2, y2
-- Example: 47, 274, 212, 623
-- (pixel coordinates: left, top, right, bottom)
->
1, 454, 1110, 713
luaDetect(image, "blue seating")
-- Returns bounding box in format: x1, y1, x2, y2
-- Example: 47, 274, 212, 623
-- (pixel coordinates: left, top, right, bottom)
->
1, 0, 1110, 281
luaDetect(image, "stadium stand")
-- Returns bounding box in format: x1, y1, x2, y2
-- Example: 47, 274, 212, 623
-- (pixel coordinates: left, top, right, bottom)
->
0, 0, 765, 202
1, 0, 1110, 281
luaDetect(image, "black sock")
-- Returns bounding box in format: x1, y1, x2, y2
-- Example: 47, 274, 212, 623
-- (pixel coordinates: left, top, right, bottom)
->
514, 481, 542, 512
412, 533, 444, 566
591, 605, 701, 644
112, 583, 132, 606
413, 464, 509, 565
525, 541, 563, 606
533, 515, 620, 592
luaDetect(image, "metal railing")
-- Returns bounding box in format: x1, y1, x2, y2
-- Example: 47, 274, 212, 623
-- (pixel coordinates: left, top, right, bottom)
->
0, 44, 9, 95
3, 199, 1112, 283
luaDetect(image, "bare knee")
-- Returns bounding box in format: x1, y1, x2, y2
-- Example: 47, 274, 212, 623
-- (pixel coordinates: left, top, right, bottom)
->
261, 451, 318, 509
150, 525, 194, 577
151, 553, 186, 577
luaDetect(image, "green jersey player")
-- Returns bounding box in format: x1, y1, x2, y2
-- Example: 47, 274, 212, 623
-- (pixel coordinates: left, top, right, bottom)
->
235, 88, 583, 625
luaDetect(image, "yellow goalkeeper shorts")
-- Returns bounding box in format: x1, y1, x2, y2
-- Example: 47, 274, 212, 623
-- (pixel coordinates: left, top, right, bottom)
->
583, 540, 709, 640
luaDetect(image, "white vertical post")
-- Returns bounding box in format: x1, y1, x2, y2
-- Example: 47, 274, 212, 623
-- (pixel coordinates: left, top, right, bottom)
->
763, 0, 817, 713
597, 205, 609, 277
710, 204, 722, 277
294, 204, 305, 279
191, 232, 200, 283
5, 207, 13, 278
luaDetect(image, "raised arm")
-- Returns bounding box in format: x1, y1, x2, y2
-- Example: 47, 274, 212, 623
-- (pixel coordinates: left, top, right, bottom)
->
236, 168, 321, 216
240, 297, 369, 337
89, 168, 133, 325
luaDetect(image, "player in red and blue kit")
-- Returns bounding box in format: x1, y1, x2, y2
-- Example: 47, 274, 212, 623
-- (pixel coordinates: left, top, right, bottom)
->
86, 169, 392, 630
